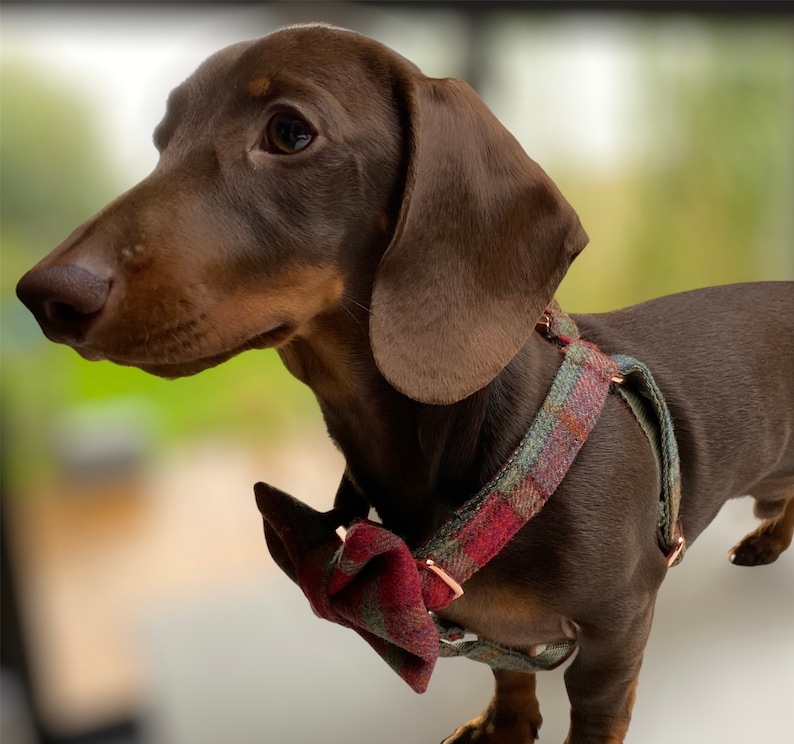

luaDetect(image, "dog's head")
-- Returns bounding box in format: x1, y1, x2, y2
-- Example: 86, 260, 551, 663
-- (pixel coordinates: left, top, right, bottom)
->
16, 24, 587, 404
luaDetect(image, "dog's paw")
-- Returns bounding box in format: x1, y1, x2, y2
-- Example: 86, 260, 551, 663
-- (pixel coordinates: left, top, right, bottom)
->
441, 715, 538, 744
728, 531, 789, 566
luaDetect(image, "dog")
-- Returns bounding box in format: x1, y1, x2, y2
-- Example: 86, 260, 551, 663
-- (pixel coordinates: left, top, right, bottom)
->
16, 24, 794, 743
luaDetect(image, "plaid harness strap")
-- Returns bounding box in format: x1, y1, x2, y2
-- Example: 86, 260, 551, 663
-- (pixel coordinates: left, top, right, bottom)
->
254, 303, 682, 693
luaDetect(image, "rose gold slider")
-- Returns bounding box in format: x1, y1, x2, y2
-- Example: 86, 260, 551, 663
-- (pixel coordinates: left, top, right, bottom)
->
535, 313, 551, 336
666, 520, 686, 567
421, 559, 464, 600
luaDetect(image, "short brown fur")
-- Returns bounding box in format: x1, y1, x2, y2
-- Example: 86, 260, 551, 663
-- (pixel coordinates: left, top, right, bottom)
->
16, 25, 794, 743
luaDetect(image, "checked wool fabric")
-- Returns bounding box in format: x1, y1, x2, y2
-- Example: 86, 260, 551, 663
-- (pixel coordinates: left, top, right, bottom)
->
254, 487, 452, 692
254, 307, 626, 693
254, 303, 682, 692
413, 338, 620, 582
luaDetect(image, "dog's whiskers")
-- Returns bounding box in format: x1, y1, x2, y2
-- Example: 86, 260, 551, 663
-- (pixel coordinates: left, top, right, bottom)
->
339, 295, 369, 334
345, 296, 373, 316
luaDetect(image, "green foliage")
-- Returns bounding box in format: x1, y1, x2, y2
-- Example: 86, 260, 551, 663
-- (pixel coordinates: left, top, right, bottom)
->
1, 60, 114, 287
558, 21, 794, 312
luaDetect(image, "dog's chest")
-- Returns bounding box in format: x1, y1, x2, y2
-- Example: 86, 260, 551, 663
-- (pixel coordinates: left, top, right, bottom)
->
438, 575, 577, 649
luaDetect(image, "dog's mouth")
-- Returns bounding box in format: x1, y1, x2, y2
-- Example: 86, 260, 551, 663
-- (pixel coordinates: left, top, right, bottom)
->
84, 321, 297, 378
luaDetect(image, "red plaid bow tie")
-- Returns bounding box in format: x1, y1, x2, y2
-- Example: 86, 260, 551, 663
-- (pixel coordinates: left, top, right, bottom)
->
255, 484, 458, 692
255, 322, 625, 693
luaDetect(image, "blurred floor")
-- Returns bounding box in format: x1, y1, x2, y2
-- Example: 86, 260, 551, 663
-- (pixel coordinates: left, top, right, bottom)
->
8, 426, 343, 736
10, 428, 792, 742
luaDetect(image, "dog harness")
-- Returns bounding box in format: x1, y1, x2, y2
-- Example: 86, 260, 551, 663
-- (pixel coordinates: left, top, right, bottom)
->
254, 302, 683, 693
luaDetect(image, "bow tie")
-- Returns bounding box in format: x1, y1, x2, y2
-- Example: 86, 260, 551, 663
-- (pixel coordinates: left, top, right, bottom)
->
255, 482, 458, 692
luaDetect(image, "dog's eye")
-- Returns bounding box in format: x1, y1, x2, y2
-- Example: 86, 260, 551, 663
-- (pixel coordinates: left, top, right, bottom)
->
263, 113, 314, 154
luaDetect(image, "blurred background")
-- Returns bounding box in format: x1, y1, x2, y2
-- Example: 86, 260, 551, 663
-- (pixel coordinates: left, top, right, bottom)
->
1, 2, 792, 743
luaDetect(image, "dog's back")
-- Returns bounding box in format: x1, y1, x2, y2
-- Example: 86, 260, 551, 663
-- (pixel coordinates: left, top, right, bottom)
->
577, 281, 794, 546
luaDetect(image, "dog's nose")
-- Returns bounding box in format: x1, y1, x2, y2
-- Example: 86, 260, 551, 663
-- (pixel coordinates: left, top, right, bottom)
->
16, 264, 110, 344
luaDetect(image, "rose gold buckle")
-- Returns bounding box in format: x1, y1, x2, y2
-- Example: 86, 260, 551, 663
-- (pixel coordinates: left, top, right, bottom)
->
419, 559, 464, 600
535, 313, 551, 336
666, 520, 685, 567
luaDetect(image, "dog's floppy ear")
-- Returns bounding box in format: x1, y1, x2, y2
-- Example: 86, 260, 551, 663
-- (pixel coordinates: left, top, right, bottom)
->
370, 76, 587, 404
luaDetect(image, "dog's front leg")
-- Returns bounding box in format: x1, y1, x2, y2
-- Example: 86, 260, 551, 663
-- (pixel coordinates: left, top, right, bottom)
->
442, 670, 542, 744
563, 601, 655, 744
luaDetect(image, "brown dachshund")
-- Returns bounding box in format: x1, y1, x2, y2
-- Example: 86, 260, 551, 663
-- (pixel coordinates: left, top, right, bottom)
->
16, 24, 794, 743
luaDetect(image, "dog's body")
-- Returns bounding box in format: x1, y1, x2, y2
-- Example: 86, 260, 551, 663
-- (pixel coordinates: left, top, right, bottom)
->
16, 25, 794, 743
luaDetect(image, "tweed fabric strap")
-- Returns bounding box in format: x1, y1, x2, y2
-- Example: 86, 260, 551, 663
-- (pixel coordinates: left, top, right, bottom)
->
436, 619, 576, 671
254, 302, 683, 691
414, 338, 620, 582
255, 325, 620, 693
540, 301, 684, 562
611, 357, 683, 560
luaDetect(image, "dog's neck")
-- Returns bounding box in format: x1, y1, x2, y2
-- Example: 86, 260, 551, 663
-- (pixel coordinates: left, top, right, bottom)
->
278, 308, 563, 545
